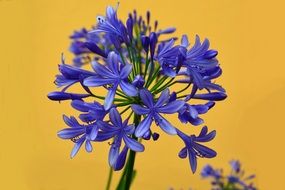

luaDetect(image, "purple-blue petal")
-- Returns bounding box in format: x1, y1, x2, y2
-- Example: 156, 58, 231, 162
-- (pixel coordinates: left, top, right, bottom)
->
155, 114, 177, 135
104, 85, 117, 110
70, 137, 85, 158
135, 115, 153, 137
120, 64, 133, 79
109, 146, 120, 167
178, 147, 187, 158
120, 81, 137, 97
157, 100, 185, 114
113, 146, 129, 171
131, 104, 149, 115
155, 88, 170, 107
109, 108, 122, 127
123, 135, 145, 152
85, 140, 93, 152
139, 89, 154, 108
57, 128, 85, 139
83, 76, 115, 87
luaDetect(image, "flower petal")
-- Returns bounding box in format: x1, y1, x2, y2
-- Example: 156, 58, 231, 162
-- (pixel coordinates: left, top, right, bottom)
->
139, 89, 154, 108
109, 108, 122, 127
188, 150, 197, 173
135, 115, 153, 137
85, 140, 93, 152
193, 143, 217, 158
155, 114, 177, 135
123, 135, 145, 152
107, 51, 119, 74
120, 64, 133, 79
120, 80, 137, 96
70, 137, 85, 158
178, 147, 187, 158
109, 146, 120, 167
83, 76, 115, 87
113, 146, 129, 171
104, 85, 117, 110
63, 115, 80, 128
131, 104, 149, 115
91, 60, 116, 78
155, 88, 170, 107
157, 100, 185, 114
95, 131, 117, 142
89, 125, 99, 141
57, 128, 85, 139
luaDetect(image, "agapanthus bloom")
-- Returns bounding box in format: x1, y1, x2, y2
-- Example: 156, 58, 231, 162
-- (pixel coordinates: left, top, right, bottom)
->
48, 3, 226, 189
201, 160, 257, 190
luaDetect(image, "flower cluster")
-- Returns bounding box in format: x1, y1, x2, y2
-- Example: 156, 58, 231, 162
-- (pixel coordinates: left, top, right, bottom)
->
48, 4, 226, 173
201, 160, 257, 190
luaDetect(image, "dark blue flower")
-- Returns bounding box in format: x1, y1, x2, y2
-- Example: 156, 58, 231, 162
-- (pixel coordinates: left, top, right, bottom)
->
83, 51, 137, 110
57, 115, 99, 158
96, 108, 144, 169
131, 88, 185, 137
177, 126, 217, 173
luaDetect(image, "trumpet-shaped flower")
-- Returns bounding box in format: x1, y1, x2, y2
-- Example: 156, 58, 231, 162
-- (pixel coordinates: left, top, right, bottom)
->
131, 88, 185, 137
83, 52, 137, 109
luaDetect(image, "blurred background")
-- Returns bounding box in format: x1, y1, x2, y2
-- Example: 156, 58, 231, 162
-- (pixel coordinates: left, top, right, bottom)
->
1, 0, 284, 189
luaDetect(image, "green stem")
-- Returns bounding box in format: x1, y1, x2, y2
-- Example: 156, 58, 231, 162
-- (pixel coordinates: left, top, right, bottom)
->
145, 65, 161, 88
105, 167, 113, 190
124, 114, 141, 190
150, 76, 168, 92
153, 78, 175, 95
143, 53, 149, 79
119, 52, 126, 65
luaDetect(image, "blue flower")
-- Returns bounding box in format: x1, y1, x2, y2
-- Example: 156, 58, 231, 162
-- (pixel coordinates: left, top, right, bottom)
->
178, 101, 215, 126
201, 165, 221, 179
71, 100, 107, 123
200, 160, 257, 190
180, 35, 222, 91
96, 108, 144, 169
57, 115, 99, 158
83, 51, 137, 110
156, 39, 180, 77
55, 56, 96, 89
177, 126, 217, 173
131, 88, 185, 137
91, 5, 129, 45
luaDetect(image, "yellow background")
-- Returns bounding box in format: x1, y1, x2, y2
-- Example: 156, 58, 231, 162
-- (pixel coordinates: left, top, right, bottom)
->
1, 0, 284, 189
